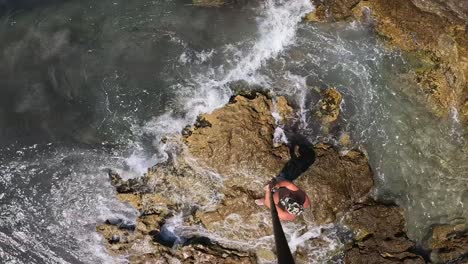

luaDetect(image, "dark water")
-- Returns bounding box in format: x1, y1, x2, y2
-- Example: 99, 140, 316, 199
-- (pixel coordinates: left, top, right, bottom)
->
0, 0, 466, 263
0, 0, 262, 262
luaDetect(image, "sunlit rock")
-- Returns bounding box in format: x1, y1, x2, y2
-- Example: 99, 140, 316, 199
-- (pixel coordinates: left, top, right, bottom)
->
98, 94, 377, 262
312, 0, 468, 124
315, 87, 343, 125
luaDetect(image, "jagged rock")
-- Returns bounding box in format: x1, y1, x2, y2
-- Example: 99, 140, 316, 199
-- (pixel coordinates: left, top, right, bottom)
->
344, 203, 425, 264
296, 144, 373, 224
311, 0, 361, 21
185, 94, 292, 187
315, 88, 343, 125
98, 94, 375, 262
275, 96, 294, 121
410, 0, 468, 23
345, 204, 406, 240
428, 224, 468, 263
191, 0, 251, 8
304, 7, 326, 23
108, 170, 150, 194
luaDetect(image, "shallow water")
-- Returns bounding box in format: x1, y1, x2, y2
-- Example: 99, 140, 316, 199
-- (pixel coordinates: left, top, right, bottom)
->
0, 0, 466, 262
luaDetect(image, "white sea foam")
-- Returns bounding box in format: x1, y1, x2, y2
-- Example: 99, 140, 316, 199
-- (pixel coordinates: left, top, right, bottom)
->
126, 0, 314, 175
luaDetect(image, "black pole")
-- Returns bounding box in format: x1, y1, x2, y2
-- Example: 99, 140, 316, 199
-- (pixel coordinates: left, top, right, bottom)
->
269, 181, 295, 264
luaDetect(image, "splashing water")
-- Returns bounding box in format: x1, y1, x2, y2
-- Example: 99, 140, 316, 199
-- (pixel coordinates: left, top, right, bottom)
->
128, 0, 313, 173
256, 20, 468, 240
0, 0, 467, 262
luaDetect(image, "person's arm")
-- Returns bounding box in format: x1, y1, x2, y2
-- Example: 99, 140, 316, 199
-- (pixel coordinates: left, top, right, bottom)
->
303, 195, 310, 209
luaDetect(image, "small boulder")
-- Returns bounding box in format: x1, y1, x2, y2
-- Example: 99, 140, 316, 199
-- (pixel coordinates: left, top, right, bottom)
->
315, 88, 343, 125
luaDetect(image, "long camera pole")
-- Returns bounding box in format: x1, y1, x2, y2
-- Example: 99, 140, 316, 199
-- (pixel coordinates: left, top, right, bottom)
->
269, 179, 295, 264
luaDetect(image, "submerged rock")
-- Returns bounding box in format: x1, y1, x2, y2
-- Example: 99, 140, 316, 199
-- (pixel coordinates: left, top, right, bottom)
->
315, 88, 343, 125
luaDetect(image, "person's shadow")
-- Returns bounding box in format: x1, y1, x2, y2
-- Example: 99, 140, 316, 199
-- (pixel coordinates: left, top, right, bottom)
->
278, 134, 316, 182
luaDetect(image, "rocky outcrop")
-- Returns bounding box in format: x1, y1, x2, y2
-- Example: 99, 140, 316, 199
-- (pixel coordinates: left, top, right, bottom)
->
98, 220, 255, 263
344, 203, 426, 264
296, 144, 373, 224
185, 94, 292, 184
427, 224, 468, 263
309, 0, 468, 124
97, 94, 375, 263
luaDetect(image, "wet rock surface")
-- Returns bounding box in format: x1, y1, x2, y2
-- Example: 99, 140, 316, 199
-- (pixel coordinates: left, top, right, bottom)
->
97, 94, 378, 262
428, 224, 468, 263
99, 94, 468, 263
312, 0, 468, 124
315, 88, 343, 125
308, 0, 361, 21
344, 203, 425, 264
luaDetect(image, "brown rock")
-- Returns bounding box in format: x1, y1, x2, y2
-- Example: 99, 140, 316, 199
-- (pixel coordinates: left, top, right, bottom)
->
345, 246, 425, 264
311, 0, 361, 20
315, 88, 343, 125
428, 224, 468, 263
344, 203, 425, 264
275, 95, 294, 121
339, 133, 352, 148
410, 0, 468, 23
353, 0, 467, 122
296, 144, 373, 224
185, 94, 291, 190
305, 7, 327, 23
345, 204, 406, 240
99, 94, 377, 262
